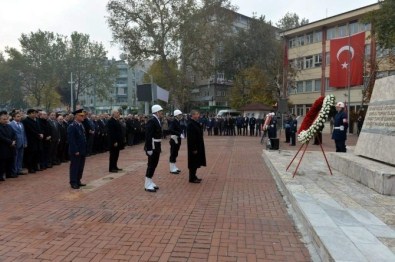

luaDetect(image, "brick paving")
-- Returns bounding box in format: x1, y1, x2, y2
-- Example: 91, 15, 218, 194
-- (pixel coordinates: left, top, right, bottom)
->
0, 132, 357, 261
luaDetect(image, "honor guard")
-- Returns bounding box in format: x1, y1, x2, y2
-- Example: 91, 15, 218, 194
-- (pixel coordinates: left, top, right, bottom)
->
332, 102, 348, 152
144, 104, 163, 192
168, 109, 184, 174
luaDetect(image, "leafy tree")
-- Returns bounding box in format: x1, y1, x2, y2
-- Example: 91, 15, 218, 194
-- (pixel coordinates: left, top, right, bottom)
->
16, 30, 65, 107
59, 32, 118, 110
230, 66, 276, 109
367, 0, 395, 49
276, 12, 309, 30
220, 15, 282, 108
107, 0, 235, 107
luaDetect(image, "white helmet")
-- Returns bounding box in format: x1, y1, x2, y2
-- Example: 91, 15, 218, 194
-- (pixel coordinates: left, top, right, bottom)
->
336, 102, 345, 108
151, 104, 163, 113
174, 109, 182, 116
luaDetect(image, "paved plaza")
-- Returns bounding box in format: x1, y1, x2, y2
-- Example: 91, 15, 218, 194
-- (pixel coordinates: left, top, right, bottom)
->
0, 134, 320, 262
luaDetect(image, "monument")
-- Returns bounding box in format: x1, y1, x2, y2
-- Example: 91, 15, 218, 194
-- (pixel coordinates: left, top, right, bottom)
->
355, 75, 395, 165
329, 75, 395, 195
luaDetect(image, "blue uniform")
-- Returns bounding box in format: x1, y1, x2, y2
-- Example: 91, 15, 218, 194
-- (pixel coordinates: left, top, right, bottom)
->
67, 121, 87, 186
331, 110, 348, 152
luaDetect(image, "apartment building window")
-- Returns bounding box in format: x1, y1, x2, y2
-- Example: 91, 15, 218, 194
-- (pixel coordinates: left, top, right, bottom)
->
314, 79, 321, 92
327, 27, 336, 40
296, 81, 304, 93
306, 33, 313, 44
296, 105, 304, 116
297, 35, 305, 46
349, 21, 359, 35
361, 23, 371, 31
305, 80, 313, 92
314, 31, 322, 43
338, 24, 347, 37
289, 37, 296, 48
304, 56, 314, 69
314, 54, 322, 67
326, 52, 330, 66
325, 78, 334, 91
288, 86, 295, 95
216, 91, 226, 96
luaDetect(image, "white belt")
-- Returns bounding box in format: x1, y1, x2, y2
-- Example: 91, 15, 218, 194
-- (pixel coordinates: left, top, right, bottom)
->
334, 127, 341, 129
152, 138, 161, 150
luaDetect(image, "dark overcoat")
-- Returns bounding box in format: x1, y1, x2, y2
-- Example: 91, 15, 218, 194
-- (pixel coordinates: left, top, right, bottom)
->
187, 119, 206, 169
0, 124, 16, 159
107, 117, 125, 150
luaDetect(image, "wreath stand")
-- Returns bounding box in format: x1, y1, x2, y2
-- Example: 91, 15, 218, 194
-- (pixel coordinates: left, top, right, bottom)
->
286, 133, 333, 178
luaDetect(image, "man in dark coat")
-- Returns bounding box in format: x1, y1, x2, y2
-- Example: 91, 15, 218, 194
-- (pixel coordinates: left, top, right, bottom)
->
332, 102, 348, 152
67, 109, 87, 189
187, 110, 206, 183
144, 104, 163, 192
0, 111, 17, 180
168, 109, 184, 174
22, 109, 43, 173
107, 110, 124, 173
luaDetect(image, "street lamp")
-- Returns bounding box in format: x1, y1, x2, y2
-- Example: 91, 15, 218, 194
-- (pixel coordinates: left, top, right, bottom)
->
68, 72, 74, 112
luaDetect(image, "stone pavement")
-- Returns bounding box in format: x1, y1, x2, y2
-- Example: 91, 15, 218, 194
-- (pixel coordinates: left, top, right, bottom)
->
0, 134, 311, 262
263, 133, 395, 261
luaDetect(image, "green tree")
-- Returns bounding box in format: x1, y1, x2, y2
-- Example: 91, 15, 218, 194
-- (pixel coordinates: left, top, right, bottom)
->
368, 0, 395, 49
230, 66, 276, 109
276, 12, 309, 30
59, 32, 118, 110
107, 0, 235, 107
220, 15, 282, 108
16, 30, 65, 107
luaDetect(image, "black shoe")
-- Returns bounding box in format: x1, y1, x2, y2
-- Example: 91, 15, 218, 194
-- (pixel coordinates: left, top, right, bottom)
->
71, 184, 80, 189
0, 178, 5, 181
28, 169, 36, 174
145, 188, 156, 192
189, 179, 201, 183
79, 183, 87, 187
109, 169, 118, 173
116, 168, 123, 171
170, 171, 180, 174
6, 174, 18, 178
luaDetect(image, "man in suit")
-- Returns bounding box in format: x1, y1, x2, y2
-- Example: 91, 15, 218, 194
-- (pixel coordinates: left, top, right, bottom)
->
107, 109, 124, 173
22, 109, 43, 173
9, 111, 27, 176
67, 109, 88, 189
0, 111, 17, 180
144, 104, 163, 192
332, 102, 348, 152
168, 109, 184, 174
187, 110, 206, 183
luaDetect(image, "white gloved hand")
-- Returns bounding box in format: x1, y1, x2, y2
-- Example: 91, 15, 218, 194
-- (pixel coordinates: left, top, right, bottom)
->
340, 125, 344, 131
171, 135, 178, 144
180, 134, 185, 139
147, 150, 153, 156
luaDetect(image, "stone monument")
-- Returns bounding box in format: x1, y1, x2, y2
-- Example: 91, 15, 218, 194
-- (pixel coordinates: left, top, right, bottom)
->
329, 75, 395, 195
354, 75, 395, 165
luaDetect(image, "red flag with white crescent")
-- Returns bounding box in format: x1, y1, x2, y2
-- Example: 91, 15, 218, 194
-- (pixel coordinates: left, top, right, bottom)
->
329, 32, 365, 88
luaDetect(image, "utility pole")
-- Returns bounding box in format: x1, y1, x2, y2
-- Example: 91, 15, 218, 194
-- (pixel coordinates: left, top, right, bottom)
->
68, 73, 74, 112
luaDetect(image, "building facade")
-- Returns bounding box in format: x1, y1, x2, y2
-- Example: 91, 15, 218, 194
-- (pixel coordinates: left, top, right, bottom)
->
281, 3, 394, 119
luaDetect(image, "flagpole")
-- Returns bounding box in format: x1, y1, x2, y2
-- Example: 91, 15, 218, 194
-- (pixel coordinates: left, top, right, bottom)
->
347, 31, 351, 133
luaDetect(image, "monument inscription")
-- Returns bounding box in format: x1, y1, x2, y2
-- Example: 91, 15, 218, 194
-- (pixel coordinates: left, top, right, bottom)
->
355, 75, 395, 165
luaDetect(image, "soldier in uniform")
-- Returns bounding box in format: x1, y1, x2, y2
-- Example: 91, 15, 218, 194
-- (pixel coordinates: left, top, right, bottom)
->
332, 102, 348, 152
144, 104, 163, 192
67, 109, 87, 189
168, 109, 184, 174
289, 114, 297, 146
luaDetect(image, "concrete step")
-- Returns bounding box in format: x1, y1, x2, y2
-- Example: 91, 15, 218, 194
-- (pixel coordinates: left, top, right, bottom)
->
263, 149, 395, 261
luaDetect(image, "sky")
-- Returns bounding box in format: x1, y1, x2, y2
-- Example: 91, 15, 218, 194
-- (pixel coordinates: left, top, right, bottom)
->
0, 0, 378, 60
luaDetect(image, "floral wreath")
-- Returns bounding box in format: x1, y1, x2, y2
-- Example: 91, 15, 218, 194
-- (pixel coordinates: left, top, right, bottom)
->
298, 94, 335, 144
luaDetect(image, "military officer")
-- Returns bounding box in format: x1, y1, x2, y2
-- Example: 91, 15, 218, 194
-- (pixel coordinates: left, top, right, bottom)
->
67, 109, 87, 189
168, 109, 184, 174
331, 102, 348, 152
144, 104, 163, 192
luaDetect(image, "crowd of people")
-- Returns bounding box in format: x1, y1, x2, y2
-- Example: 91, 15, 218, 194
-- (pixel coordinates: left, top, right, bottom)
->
0, 106, 285, 186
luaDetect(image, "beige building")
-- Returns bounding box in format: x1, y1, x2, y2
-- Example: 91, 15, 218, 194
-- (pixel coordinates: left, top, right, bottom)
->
281, 3, 394, 119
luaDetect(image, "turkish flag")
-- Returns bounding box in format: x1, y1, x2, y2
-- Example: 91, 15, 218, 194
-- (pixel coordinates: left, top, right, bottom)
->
329, 32, 365, 88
